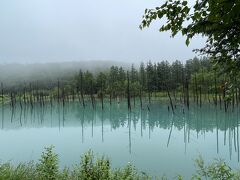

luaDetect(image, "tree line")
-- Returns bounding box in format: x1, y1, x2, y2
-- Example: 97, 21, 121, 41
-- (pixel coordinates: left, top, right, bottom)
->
1, 57, 240, 112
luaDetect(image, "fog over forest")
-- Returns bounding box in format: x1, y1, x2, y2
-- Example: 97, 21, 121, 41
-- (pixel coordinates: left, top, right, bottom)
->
0, 61, 129, 87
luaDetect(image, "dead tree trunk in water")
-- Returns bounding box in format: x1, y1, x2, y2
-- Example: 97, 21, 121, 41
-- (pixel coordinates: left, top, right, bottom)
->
166, 85, 175, 114
185, 78, 190, 110
76, 86, 81, 104
81, 91, 85, 108
101, 93, 104, 110
23, 83, 26, 105
10, 92, 14, 109
100, 79, 104, 110
219, 94, 222, 110
139, 88, 143, 109
90, 80, 95, 109
57, 80, 60, 104
194, 74, 198, 106
109, 90, 112, 105
127, 72, 131, 111
90, 94, 95, 109
223, 82, 227, 112
148, 91, 151, 105
238, 87, 240, 106
232, 88, 235, 111
181, 68, 185, 105
80, 71, 85, 108
62, 87, 65, 107
72, 89, 75, 102
199, 86, 202, 108
133, 93, 135, 107
29, 83, 33, 109
19, 93, 23, 110
234, 77, 238, 107
236, 87, 239, 107
200, 66, 204, 107
1, 83, 3, 105
214, 70, 218, 106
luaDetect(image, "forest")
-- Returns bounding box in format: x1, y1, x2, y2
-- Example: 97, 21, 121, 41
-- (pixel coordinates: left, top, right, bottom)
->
1, 57, 239, 113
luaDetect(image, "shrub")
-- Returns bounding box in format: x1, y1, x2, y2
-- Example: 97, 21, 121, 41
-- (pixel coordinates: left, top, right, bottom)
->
36, 145, 59, 180
191, 156, 240, 180
0, 147, 240, 180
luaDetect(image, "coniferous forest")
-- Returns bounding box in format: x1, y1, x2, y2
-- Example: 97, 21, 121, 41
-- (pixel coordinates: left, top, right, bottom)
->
1, 57, 239, 113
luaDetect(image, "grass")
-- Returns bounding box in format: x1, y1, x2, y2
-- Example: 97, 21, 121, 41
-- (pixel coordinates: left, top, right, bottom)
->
0, 146, 240, 180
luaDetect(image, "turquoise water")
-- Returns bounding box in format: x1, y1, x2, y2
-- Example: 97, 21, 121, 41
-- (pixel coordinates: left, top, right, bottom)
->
0, 100, 239, 178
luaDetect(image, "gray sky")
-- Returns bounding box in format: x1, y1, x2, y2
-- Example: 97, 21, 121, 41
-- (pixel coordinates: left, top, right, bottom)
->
0, 0, 205, 64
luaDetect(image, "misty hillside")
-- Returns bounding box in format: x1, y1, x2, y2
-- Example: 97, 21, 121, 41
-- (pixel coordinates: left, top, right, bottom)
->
0, 61, 130, 87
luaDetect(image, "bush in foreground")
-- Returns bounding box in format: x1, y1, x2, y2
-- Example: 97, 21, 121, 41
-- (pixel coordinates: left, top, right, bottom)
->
0, 146, 239, 180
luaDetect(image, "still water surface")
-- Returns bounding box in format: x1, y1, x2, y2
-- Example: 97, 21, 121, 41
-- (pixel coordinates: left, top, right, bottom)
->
0, 100, 240, 178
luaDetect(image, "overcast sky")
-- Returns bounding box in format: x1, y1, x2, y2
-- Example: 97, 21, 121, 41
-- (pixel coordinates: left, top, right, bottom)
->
0, 0, 205, 64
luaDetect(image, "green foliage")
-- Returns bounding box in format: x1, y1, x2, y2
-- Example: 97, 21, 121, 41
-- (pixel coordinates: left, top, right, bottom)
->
0, 162, 37, 180
146, 61, 157, 92
83, 71, 95, 95
68, 150, 152, 180
139, 62, 147, 90
191, 156, 240, 180
1, 148, 240, 179
72, 150, 111, 180
37, 146, 59, 180
112, 164, 152, 180
140, 0, 240, 76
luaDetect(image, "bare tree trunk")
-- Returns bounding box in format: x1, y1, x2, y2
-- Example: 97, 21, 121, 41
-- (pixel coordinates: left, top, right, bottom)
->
139, 88, 143, 109
127, 72, 131, 111
214, 70, 218, 106
166, 85, 175, 114
1, 83, 3, 105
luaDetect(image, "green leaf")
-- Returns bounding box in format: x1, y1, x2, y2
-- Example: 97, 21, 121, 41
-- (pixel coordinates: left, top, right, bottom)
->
186, 37, 190, 46
182, 1, 187, 6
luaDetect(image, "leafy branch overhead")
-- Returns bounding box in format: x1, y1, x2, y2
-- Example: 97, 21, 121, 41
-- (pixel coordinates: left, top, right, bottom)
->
140, 0, 240, 75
